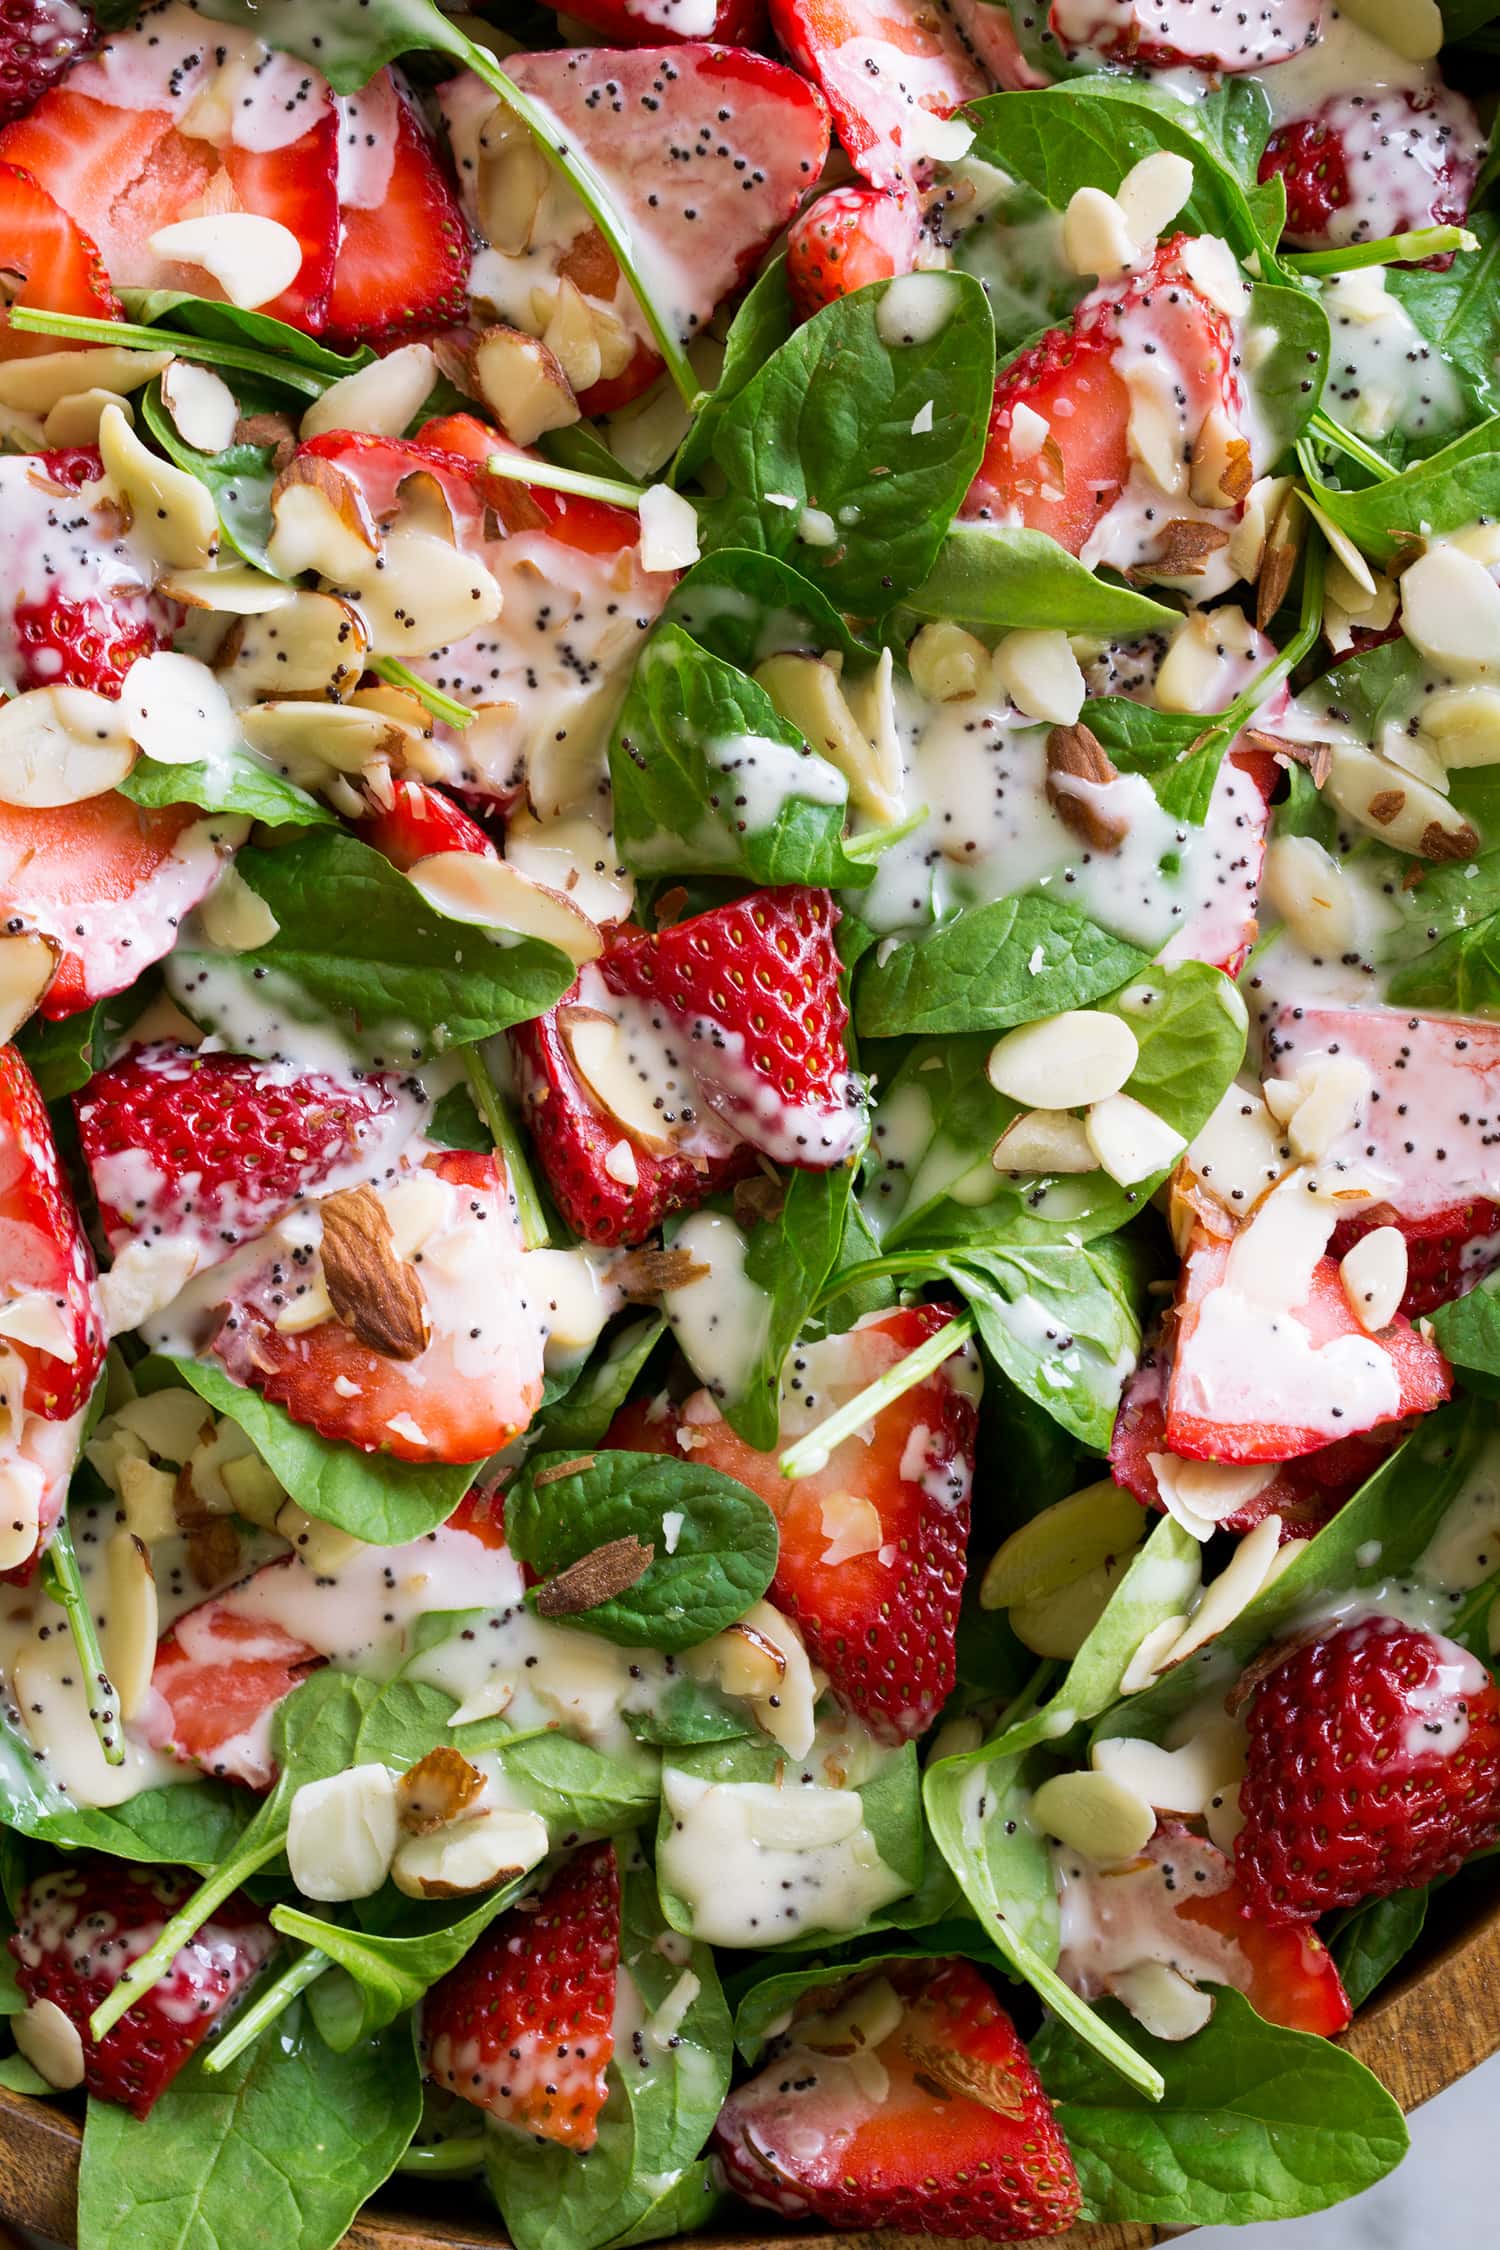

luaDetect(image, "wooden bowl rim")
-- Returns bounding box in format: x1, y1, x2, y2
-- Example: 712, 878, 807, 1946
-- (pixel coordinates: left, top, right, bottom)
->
2, 1894, 1498, 2250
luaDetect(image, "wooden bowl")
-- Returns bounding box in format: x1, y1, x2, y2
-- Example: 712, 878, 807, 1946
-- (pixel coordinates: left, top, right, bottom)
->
3, 1893, 1499, 2250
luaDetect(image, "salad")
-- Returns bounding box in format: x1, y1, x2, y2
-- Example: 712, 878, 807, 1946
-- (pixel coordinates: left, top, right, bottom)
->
0, 0, 1498, 2241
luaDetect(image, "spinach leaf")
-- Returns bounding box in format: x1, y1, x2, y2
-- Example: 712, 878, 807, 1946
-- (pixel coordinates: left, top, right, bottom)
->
273, 1882, 531, 2048
77, 2002, 421, 2250
18, 980, 151, 1101
480, 1731, 662, 1836
950, 172, 1087, 356
1432, 1274, 1500, 1385
857, 895, 1150, 1037
609, 623, 867, 887
719, 1160, 860, 1452
1306, 414, 1500, 561
939, 1231, 1148, 1450
173, 829, 575, 1055
1332, 1885, 1429, 2010
698, 272, 995, 615
1246, 279, 1332, 461
505, 1450, 778, 1650
923, 1742, 1059, 1963
158, 1354, 475, 1542
625, 1676, 751, 1748
661, 547, 867, 673
607, 2161, 723, 2248
0, 1705, 250, 1867
1079, 696, 1226, 825
674, 257, 795, 483
531, 1317, 668, 1453
487, 1859, 732, 2250
1034, 1989, 1408, 2226
118, 751, 330, 827
124, 289, 373, 383
1387, 210, 1500, 434
429, 1082, 490, 1150
140, 379, 281, 569
902, 524, 1177, 637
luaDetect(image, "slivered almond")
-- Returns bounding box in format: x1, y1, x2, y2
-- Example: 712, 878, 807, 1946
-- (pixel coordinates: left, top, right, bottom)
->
612, 1245, 712, 1298
532, 1533, 654, 1617
1189, 407, 1253, 510
318, 1185, 429, 1361
266, 455, 380, 581
397, 1745, 486, 1835
1045, 722, 1127, 851
470, 325, 580, 448
1126, 520, 1230, 582
905, 2041, 1027, 2119
1256, 492, 1302, 630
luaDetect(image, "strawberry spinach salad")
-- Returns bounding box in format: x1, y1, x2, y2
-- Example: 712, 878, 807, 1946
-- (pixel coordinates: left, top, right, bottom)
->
0, 0, 1498, 2241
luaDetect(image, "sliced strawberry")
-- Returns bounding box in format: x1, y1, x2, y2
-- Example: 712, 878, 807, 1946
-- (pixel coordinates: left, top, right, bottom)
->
1111, 1343, 1406, 1540
291, 426, 487, 547
75, 1040, 418, 1271
1261, 1003, 1500, 1315
611, 1304, 978, 1738
1056, 1830, 1351, 2038
421, 412, 655, 558
1259, 84, 1483, 255
12, 582, 165, 695
322, 69, 469, 349
768, 0, 989, 193
149, 1591, 325, 1791
360, 777, 498, 871
1164, 1217, 1451, 1466
441, 45, 830, 410
714, 1958, 1081, 2237
786, 184, 924, 319
963, 233, 1244, 563
0, 1044, 104, 1421
0, 1396, 85, 1585
422, 1840, 619, 2147
544, 0, 765, 41
1, 445, 176, 696
0, 0, 94, 127
10, 1858, 277, 2116
1048, 0, 1321, 71
0, 159, 117, 359
212, 1151, 545, 1465
0, 792, 237, 1018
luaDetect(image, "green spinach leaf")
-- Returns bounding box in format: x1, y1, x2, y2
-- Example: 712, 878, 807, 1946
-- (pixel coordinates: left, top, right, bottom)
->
902, 525, 1176, 636
1332, 1886, 1429, 2011
857, 895, 1149, 1037
273, 1883, 530, 2048
661, 546, 867, 672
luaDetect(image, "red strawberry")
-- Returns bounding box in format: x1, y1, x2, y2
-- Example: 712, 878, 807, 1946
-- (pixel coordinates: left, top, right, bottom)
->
785, 184, 924, 319
2, 444, 177, 697
0, 1044, 104, 1422
1235, 1616, 1500, 1922
1261, 1003, 1500, 1316
150, 1593, 325, 1791
1164, 1218, 1450, 1466
212, 1151, 545, 1465
1111, 1343, 1406, 1540
422, 412, 652, 559
1047, 0, 1320, 71
544, 0, 766, 42
11, 584, 164, 695
9, 1858, 278, 2116
1056, 1829, 1351, 2036
713, 1958, 1080, 2238
963, 233, 1244, 560
75, 1040, 416, 1270
440, 45, 830, 412
1259, 84, 1483, 256
769, 0, 989, 192
361, 778, 498, 871
0, 0, 94, 127
610, 1304, 978, 1738
0, 161, 117, 358
422, 1841, 619, 2148
322, 68, 469, 349
0, 793, 235, 1019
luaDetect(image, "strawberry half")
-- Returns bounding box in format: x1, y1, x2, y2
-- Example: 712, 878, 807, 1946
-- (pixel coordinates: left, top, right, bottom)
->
0, 1043, 104, 1422
75, 1040, 418, 1273
0, 158, 116, 358
1259, 84, 1483, 256
322, 68, 469, 349
713, 1959, 1081, 2238
150, 1592, 325, 1791
1236, 1616, 1500, 1922
963, 233, 1245, 564
212, 1151, 545, 1465
422, 1840, 619, 2148
610, 1304, 979, 1739
1047, 0, 1321, 71
785, 184, 924, 319
0, 0, 94, 127
10, 1858, 277, 2115
768, 0, 990, 193
1, 445, 176, 696
360, 777, 498, 870
544, 0, 766, 42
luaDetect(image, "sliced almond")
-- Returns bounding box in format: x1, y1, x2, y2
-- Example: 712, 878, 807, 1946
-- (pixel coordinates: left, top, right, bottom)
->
1123, 360, 1189, 498
1301, 493, 1376, 598
114, 1387, 215, 1464
908, 620, 988, 703
1339, 1224, 1407, 1333
470, 325, 580, 447
1180, 234, 1250, 319
216, 591, 370, 702
1086, 1093, 1185, 1186
149, 212, 304, 310
0, 344, 173, 413
561, 1007, 679, 1151
406, 850, 603, 966
540, 275, 603, 394
300, 343, 438, 441
532, 1533, 654, 1617
13, 1999, 85, 2091
992, 628, 1086, 726
1045, 720, 1127, 850
693, 1617, 787, 1699
1256, 488, 1303, 629
1260, 832, 1357, 956
991, 1106, 1097, 1175
980, 1478, 1145, 1610
1161, 1513, 1284, 1666
1011, 1554, 1131, 1658
121, 650, 239, 769
1189, 405, 1253, 510
338, 527, 502, 660
115, 1454, 180, 1544
0, 930, 57, 1040
0, 685, 135, 807
286, 1764, 400, 1902
987, 1009, 1138, 1109
101, 1530, 157, 1723
753, 651, 901, 822
391, 1806, 549, 1899
98, 402, 219, 568
162, 563, 298, 615
266, 456, 381, 581
1031, 1768, 1155, 1864
1127, 519, 1230, 583
1062, 184, 1136, 278
1325, 738, 1478, 860
239, 699, 410, 780
1110, 1962, 1214, 2042
818, 1490, 883, 1566
1091, 1731, 1229, 1817
1118, 1614, 1190, 1696
43, 388, 132, 447
1148, 1451, 1273, 1541
1115, 150, 1194, 249
318, 1184, 429, 1361
0, 1457, 42, 1573
1400, 543, 1500, 675
1420, 685, 1500, 769
160, 359, 238, 454
1228, 473, 1291, 584
274, 1498, 364, 1572
397, 1744, 486, 1835
479, 127, 552, 254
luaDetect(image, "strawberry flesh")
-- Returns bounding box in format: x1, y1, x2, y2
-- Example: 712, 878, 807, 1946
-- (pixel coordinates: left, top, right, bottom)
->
322, 69, 470, 349
1259, 84, 1483, 255
0, 1043, 105, 1421
768, 0, 989, 193
786, 183, 924, 318
150, 1593, 325, 1791
1048, 0, 1321, 71
361, 778, 499, 871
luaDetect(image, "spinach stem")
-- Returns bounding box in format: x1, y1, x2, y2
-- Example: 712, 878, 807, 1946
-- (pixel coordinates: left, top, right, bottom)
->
464, 1045, 550, 1250
1307, 410, 1399, 483
1282, 224, 1476, 275
395, 2137, 488, 2176
779, 1313, 976, 1479
203, 1947, 331, 2075
371, 658, 475, 733
4, 306, 332, 397
41, 1518, 123, 1769
842, 803, 930, 863
90, 1830, 287, 2040
483, 449, 648, 510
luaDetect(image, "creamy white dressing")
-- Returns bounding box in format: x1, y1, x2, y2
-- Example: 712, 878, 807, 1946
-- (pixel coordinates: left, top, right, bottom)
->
662, 1213, 773, 1407
658, 1766, 908, 1947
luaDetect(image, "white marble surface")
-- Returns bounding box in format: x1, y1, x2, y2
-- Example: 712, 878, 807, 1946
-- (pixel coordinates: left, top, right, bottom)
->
1193, 2051, 1500, 2247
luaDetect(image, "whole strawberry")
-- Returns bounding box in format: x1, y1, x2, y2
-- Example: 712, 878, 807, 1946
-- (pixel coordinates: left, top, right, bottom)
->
1236, 1616, 1500, 1923
0, 0, 94, 128
9, 1858, 277, 2115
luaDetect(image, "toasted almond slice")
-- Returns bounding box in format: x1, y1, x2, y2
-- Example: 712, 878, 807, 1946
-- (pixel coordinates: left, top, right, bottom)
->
114, 1387, 213, 1463
239, 699, 410, 778
274, 1499, 365, 1572
1011, 1554, 1132, 1658
101, 1530, 157, 1723
987, 1009, 1138, 1109
980, 1478, 1145, 1610
286, 1764, 400, 1902
0, 344, 173, 413
541, 275, 603, 394
1162, 1514, 1283, 1666
115, 1455, 180, 1543
406, 850, 603, 965
391, 1807, 549, 1899
1325, 738, 1478, 860
339, 528, 502, 660
1111, 1961, 1213, 2041
0, 1457, 42, 1573
1031, 1768, 1155, 1864
1091, 1731, 1229, 1817
397, 1744, 486, 1835
908, 620, 988, 702
560, 1007, 678, 1148
266, 456, 381, 581
1086, 1092, 1185, 1186
479, 127, 552, 255
121, 650, 239, 768
216, 590, 370, 701
43, 387, 133, 447
149, 213, 304, 310
0, 684, 135, 807
1045, 720, 1128, 852
1119, 1614, 1190, 1696
638, 482, 700, 573
300, 343, 438, 441
13, 1999, 86, 2091
1260, 832, 1358, 956
160, 359, 238, 453
98, 401, 219, 568
0, 931, 57, 1041
991, 1106, 1098, 1175
753, 651, 901, 823
1420, 685, 1500, 769
162, 563, 298, 615
469, 325, 579, 447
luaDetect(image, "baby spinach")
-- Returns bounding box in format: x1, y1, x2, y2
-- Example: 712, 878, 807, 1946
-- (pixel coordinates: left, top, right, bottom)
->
273, 1879, 531, 2049
0, 1707, 250, 1869
1432, 1275, 1500, 1382
857, 895, 1150, 1037
487, 1860, 732, 2250
175, 829, 576, 1056
1246, 279, 1333, 461
140, 379, 281, 571
123, 289, 374, 384
625, 1677, 751, 1748
157, 1355, 476, 1543
609, 624, 867, 888
903, 525, 1176, 637
505, 1450, 778, 1651
1306, 414, 1500, 561
1034, 1989, 1408, 2226
77, 2001, 422, 2250
531, 1317, 668, 1453
471, 1730, 662, 1839
1332, 1886, 1429, 2011
19, 981, 153, 1101
118, 752, 329, 828
698, 271, 996, 615
1387, 210, 1500, 435
718, 1159, 861, 1452
607, 2162, 722, 2248
674, 259, 795, 483
938, 1232, 1148, 1449
660, 546, 867, 673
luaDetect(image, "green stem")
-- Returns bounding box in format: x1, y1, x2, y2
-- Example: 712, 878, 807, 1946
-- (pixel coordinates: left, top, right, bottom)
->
841, 803, 930, 863
1283, 224, 1476, 276
1308, 409, 1398, 484
203, 1947, 331, 2075
464, 1046, 549, 1250
779, 1312, 976, 1479
484, 449, 648, 511
41, 1519, 122, 1769
371, 658, 475, 733
395, 2137, 487, 2176
4, 306, 332, 398
90, 1831, 287, 2040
